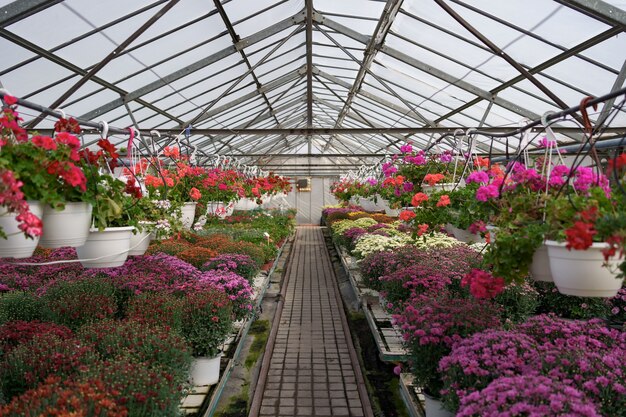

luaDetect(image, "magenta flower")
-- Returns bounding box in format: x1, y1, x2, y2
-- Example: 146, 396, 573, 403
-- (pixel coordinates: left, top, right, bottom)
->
466, 171, 489, 185
475, 184, 499, 202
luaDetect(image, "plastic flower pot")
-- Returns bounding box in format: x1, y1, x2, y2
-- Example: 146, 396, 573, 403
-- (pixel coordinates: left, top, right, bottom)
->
76, 226, 134, 268
423, 392, 454, 417
206, 201, 226, 219
234, 198, 258, 211
0, 201, 43, 258
128, 223, 153, 256
39, 202, 92, 248
224, 201, 235, 217
529, 243, 553, 283
421, 183, 461, 196
180, 202, 197, 229
545, 240, 623, 297
189, 353, 221, 386
445, 224, 486, 244
357, 197, 377, 212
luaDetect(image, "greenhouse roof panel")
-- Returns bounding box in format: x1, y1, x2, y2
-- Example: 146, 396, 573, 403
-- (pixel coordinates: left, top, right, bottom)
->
0, 0, 624, 172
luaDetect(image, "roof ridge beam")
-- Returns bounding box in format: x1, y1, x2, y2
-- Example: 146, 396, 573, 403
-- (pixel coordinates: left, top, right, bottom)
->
328, 0, 406, 128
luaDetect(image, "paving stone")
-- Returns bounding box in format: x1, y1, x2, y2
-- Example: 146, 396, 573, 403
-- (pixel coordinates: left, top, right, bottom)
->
256, 227, 370, 416
349, 407, 364, 416
278, 406, 295, 416
315, 407, 331, 415
333, 407, 350, 416
296, 406, 312, 415
280, 390, 295, 398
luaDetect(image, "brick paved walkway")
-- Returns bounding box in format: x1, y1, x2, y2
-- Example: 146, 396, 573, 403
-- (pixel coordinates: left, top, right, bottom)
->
256, 226, 372, 417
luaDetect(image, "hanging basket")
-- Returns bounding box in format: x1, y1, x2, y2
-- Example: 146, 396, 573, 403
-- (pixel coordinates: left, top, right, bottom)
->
189, 354, 221, 386
76, 226, 134, 268
530, 243, 553, 283
224, 201, 235, 217
39, 202, 92, 248
545, 240, 623, 297
179, 202, 197, 229
0, 201, 43, 259
234, 198, 258, 211
445, 224, 485, 244
128, 224, 153, 256
421, 182, 461, 196
206, 201, 227, 218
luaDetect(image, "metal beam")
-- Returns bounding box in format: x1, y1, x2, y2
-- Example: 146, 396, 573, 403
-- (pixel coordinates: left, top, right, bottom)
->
79, 12, 305, 120
27, 0, 181, 129
0, 29, 182, 124
319, 15, 541, 122
555, 0, 626, 30
315, 68, 430, 125
433, 0, 580, 118
332, 0, 404, 128
0, 0, 62, 28
192, 67, 304, 125
596, 58, 626, 129
128, 126, 626, 135
185, 23, 304, 127
213, 0, 280, 129
433, 27, 622, 126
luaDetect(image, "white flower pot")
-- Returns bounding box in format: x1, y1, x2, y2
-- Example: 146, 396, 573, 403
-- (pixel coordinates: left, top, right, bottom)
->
422, 182, 459, 196
0, 201, 43, 259
180, 202, 197, 229
545, 240, 623, 297
423, 392, 454, 417
128, 228, 152, 256
224, 201, 235, 217
39, 202, 92, 248
385, 206, 401, 216
530, 244, 553, 282
445, 224, 485, 244
76, 226, 134, 268
358, 197, 377, 212
206, 201, 227, 218
234, 198, 258, 211
190, 354, 221, 386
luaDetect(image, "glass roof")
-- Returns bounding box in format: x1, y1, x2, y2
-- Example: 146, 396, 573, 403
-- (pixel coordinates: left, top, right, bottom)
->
0, 0, 625, 175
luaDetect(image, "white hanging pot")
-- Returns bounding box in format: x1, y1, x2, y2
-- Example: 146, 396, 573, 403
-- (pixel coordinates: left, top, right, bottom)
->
76, 226, 134, 268
421, 182, 461, 196
190, 354, 221, 386
545, 240, 622, 297
358, 197, 376, 212
224, 201, 235, 217
530, 243, 553, 282
39, 202, 92, 248
128, 224, 153, 256
445, 223, 486, 244
385, 206, 401, 217
423, 392, 454, 417
0, 201, 43, 259
180, 202, 197, 229
234, 198, 258, 211
206, 201, 226, 218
